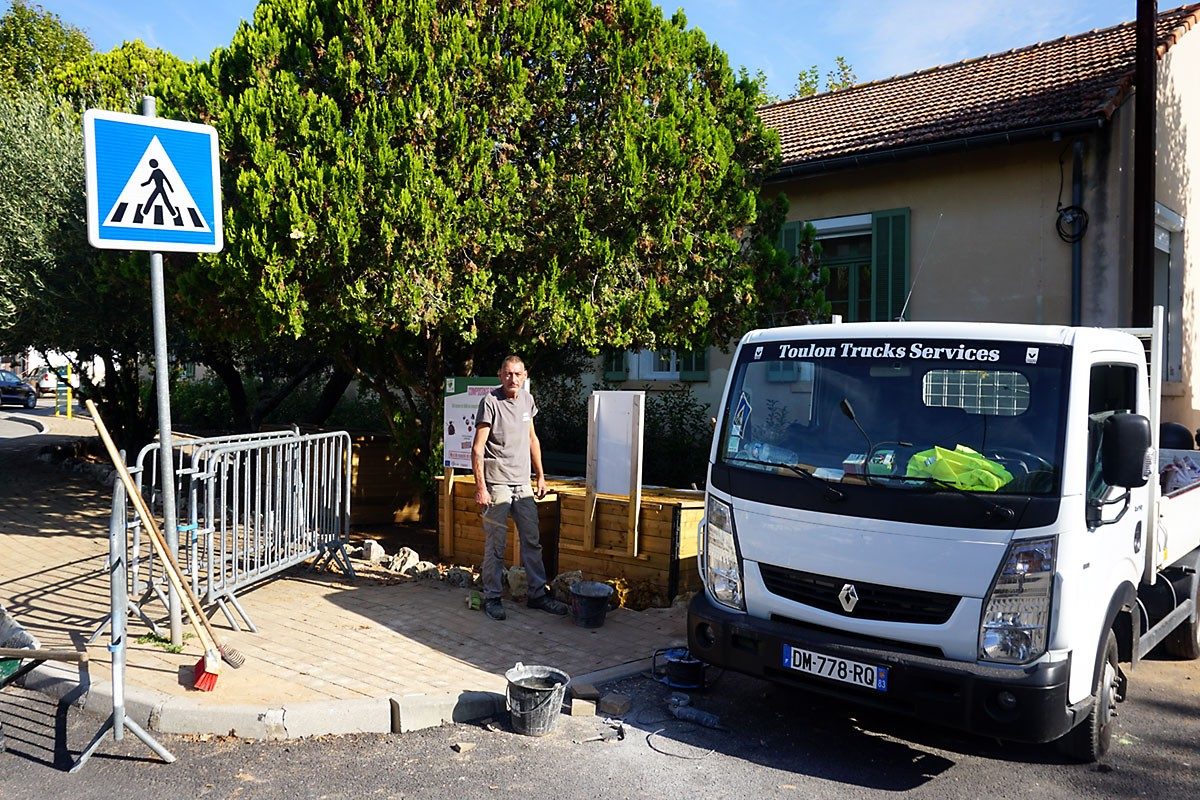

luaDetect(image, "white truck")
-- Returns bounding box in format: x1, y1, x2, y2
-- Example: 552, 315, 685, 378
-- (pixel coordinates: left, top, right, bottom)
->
688, 309, 1200, 761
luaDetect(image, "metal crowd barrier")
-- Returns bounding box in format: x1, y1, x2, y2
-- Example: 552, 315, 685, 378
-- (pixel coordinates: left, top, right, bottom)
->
188, 431, 355, 631
119, 429, 354, 634
126, 430, 301, 620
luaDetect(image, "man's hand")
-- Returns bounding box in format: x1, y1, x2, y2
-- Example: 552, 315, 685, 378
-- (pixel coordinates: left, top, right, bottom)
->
534, 475, 548, 499
475, 484, 491, 510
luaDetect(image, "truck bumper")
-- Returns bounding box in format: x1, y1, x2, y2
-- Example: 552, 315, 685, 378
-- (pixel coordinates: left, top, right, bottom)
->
688, 592, 1076, 744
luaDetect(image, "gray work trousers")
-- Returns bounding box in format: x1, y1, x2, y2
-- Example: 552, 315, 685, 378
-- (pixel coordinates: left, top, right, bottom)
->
480, 483, 549, 601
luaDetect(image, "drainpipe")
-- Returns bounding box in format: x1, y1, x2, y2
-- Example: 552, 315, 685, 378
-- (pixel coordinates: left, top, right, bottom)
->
1132, 0, 1157, 326
1072, 140, 1084, 326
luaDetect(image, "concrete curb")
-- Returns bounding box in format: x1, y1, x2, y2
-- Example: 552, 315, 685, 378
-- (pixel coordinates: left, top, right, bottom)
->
2, 413, 46, 434
19, 656, 655, 740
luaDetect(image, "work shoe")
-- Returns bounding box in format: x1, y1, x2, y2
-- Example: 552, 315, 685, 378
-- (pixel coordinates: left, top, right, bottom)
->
483, 598, 506, 621
527, 594, 569, 615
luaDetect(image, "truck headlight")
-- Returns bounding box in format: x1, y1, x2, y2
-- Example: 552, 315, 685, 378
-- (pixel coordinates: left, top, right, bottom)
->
703, 495, 744, 610
979, 537, 1056, 663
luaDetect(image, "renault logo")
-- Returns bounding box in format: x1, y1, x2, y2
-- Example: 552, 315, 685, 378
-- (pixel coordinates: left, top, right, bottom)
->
838, 583, 859, 613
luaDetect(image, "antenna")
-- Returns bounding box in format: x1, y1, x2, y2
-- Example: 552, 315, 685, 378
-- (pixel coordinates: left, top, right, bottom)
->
898, 211, 944, 322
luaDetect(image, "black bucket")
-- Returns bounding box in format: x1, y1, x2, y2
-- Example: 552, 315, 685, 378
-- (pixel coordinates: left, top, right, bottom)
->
569, 581, 614, 628
505, 662, 570, 736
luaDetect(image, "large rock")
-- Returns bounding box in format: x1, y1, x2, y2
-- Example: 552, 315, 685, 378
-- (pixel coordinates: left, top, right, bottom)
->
388, 547, 420, 574
361, 540, 387, 563
505, 566, 528, 601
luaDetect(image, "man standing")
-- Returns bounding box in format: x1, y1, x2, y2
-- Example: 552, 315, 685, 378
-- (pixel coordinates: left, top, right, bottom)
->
471, 355, 568, 621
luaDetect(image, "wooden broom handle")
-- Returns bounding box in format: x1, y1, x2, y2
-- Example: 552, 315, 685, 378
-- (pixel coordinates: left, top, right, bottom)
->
85, 400, 219, 653
0, 647, 88, 662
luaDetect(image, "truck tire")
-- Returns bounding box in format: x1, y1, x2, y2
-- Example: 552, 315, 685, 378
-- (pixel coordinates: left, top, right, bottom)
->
1163, 570, 1200, 660
1056, 628, 1119, 762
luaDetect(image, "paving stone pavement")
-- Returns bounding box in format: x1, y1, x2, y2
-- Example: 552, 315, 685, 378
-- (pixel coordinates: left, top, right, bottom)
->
0, 408, 688, 738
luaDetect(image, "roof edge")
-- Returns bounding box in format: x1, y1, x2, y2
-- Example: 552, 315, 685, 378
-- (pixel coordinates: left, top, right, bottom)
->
766, 118, 1105, 182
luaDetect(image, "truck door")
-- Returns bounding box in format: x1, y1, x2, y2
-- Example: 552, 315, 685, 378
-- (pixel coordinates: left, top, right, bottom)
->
1085, 363, 1144, 586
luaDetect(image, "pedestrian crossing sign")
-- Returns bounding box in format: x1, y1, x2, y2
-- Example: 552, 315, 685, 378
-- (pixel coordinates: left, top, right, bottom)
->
84, 109, 223, 253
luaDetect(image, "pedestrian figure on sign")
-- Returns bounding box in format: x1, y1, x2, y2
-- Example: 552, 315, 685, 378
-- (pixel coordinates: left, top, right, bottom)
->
140, 158, 180, 220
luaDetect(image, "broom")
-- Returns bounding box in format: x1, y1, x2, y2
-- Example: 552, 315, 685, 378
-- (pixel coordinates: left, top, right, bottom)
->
87, 401, 245, 688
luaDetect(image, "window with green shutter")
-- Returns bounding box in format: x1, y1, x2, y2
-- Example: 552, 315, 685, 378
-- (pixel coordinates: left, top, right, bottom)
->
679, 349, 708, 382
871, 208, 910, 322
795, 210, 910, 322
603, 350, 628, 381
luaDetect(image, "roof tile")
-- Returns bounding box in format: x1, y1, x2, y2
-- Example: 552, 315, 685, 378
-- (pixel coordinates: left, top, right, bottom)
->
760, 4, 1200, 171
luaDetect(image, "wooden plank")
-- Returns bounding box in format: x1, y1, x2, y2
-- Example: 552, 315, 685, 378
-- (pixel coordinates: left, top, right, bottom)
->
627, 392, 643, 557
584, 393, 600, 550
555, 553, 672, 585
442, 467, 456, 560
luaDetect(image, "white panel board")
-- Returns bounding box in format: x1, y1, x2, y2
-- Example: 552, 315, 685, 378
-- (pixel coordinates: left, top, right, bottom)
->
592, 390, 644, 495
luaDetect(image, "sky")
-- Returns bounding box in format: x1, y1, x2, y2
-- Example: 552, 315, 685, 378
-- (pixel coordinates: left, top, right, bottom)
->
20, 0, 1144, 99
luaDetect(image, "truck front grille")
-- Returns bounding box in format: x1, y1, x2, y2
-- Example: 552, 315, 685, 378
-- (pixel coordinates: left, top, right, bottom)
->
759, 564, 960, 625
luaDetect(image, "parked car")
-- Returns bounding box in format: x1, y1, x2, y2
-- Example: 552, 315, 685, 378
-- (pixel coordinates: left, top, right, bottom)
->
24, 366, 78, 397
0, 369, 37, 408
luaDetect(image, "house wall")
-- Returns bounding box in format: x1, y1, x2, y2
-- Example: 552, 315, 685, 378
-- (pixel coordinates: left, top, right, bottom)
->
1157, 23, 1200, 428
776, 141, 1080, 325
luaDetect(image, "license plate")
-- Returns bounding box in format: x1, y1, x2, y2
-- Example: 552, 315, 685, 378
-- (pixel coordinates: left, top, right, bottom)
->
782, 644, 889, 692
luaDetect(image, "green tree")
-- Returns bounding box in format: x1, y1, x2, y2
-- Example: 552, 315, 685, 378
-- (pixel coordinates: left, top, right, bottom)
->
0, 89, 155, 447
0, 0, 91, 93
178, 0, 786, 475
792, 56, 857, 99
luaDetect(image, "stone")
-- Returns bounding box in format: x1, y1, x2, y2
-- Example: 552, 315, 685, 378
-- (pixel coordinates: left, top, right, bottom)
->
445, 567, 474, 588
451, 741, 476, 753
361, 540, 387, 563
389, 547, 420, 574
412, 561, 440, 579
550, 570, 583, 603
597, 693, 632, 717
569, 698, 596, 717
504, 566, 528, 601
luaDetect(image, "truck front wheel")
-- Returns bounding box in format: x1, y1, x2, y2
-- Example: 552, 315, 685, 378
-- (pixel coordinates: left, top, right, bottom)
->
1056, 628, 1119, 762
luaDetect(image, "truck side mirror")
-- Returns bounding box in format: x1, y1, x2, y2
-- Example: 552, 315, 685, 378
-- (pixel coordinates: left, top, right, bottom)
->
1101, 413, 1151, 488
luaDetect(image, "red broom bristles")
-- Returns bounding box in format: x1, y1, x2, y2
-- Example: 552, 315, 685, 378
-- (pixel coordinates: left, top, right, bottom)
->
193, 655, 219, 691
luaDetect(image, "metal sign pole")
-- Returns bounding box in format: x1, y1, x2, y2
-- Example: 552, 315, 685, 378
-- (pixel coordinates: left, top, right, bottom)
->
71, 481, 174, 772
142, 95, 182, 647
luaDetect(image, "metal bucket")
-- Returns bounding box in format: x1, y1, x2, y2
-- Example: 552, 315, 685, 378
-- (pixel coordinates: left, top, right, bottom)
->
505, 662, 570, 736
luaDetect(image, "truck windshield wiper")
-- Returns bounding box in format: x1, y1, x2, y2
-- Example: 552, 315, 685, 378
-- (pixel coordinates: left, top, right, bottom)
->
897, 475, 1016, 521
726, 456, 846, 501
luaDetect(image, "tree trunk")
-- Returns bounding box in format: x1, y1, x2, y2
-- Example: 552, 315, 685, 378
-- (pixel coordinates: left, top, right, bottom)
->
303, 367, 354, 426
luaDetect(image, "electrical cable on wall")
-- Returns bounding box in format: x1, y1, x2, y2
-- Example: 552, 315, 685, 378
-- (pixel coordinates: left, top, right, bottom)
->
1056, 144, 1088, 244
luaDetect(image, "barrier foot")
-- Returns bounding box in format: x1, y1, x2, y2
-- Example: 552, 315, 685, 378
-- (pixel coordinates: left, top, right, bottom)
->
70, 713, 175, 773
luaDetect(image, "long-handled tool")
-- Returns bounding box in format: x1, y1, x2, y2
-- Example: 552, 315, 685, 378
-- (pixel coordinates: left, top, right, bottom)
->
87, 401, 245, 687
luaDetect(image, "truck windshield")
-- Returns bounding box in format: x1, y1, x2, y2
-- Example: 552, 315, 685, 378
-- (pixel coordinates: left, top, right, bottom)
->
718, 337, 1068, 496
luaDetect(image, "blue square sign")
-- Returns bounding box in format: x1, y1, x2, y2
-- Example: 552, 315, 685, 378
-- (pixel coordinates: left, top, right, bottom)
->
84, 109, 223, 253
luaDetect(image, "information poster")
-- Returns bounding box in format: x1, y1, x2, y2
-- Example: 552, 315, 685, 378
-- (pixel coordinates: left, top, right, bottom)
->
442, 377, 501, 469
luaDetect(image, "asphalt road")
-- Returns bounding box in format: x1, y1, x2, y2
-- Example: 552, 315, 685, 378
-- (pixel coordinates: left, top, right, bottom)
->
2, 649, 1196, 800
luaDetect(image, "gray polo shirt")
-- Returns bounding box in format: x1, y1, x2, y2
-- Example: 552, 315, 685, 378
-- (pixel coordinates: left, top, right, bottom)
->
475, 387, 538, 485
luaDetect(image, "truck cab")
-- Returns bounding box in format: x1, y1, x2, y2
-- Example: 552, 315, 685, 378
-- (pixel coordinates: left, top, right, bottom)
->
688, 317, 1200, 761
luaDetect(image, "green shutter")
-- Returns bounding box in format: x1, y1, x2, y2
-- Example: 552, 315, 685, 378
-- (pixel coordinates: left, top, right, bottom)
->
871, 208, 910, 321
679, 349, 708, 382
778, 220, 801, 258
603, 350, 628, 381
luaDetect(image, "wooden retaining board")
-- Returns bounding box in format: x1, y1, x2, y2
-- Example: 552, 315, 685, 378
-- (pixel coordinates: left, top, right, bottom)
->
436, 475, 560, 575
556, 487, 703, 600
